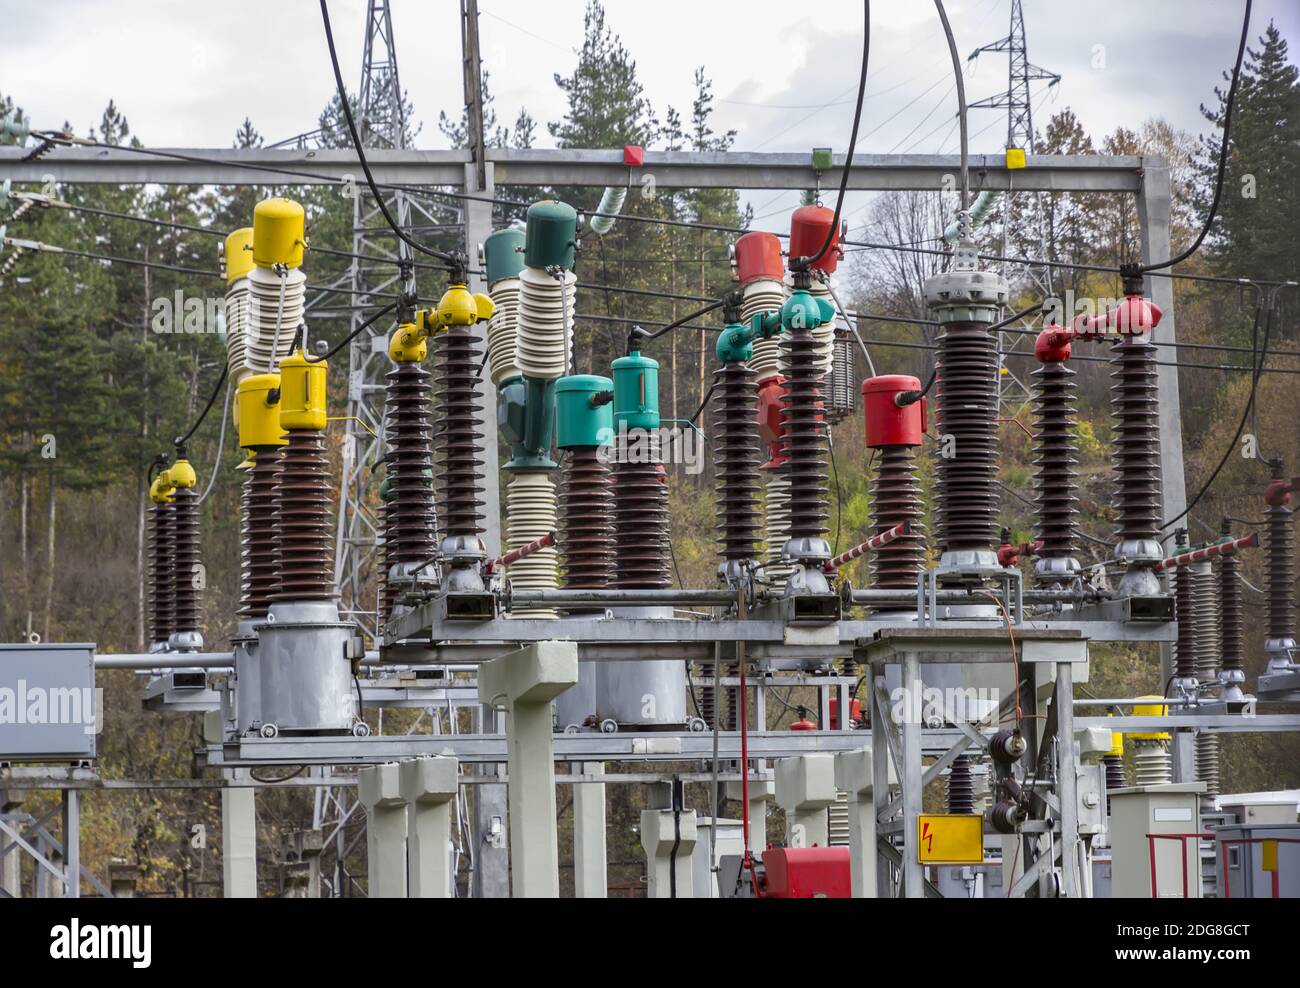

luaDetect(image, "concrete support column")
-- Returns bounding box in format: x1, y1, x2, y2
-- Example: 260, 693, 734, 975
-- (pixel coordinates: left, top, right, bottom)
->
400, 756, 459, 898
206, 713, 257, 898
478, 640, 578, 898
572, 762, 607, 898
835, 746, 885, 898
724, 775, 774, 852
2, 792, 22, 899
640, 808, 697, 898
775, 753, 836, 848
358, 762, 407, 898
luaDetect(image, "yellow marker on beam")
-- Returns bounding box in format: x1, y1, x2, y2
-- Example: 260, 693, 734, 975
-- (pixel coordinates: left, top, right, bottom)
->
917, 814, 984, 864
1006, 148, 1027, 170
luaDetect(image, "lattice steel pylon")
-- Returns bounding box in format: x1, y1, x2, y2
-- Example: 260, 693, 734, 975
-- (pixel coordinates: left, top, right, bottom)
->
968, 0, 1061, 419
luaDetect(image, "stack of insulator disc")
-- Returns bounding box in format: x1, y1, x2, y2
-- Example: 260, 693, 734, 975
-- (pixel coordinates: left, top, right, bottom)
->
149, 502, 174, 643
559, 446, 614, 590
1133, 739, 1172, 786
696, 669, 715, 728
1219, 538, 1244, 676
276, 431, 335, 601
711, 361, 761, 565
780, 327, 829, 543
827, 330, 856, 425
434, 325, 486, 541
515, 267, 575, 379
934, 322, 999, 555
224, 279, 251, 385
378, 499, 392, 626
870, 445, 926, 596
245, 265, 304, 374
725, 660, 740, 731
243, 448, 282, 618
505, 472, 559, 618
486, 277, 522, 386
946, 756, 975, 814
237, 467, 251, 615
1192, 561, 1221, 797
1110, 337, 1162, 546
383, 361, 437, 603
764, 473, 794, 587
1174, 559, 1197, 680
828, 791, 850, 846
1268, 501, 1296, 642
1032, 359, 1079, 572
742, 279, 786, 382
170, 486, 201, 635
612, 434, 670, 590
1103, 753, 1127, 791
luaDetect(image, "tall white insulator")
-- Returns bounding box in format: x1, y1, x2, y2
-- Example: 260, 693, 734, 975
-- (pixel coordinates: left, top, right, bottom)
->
764, 473, 793, 588
1133, 738, 1173, 786
224, 276, 251, 384
515, 266, 576, 380
505, 472, 559, 619
1192, 561, 1222, 797
246, 264, 305, 373
743, 277, 787, 382
486, 276, 522, 385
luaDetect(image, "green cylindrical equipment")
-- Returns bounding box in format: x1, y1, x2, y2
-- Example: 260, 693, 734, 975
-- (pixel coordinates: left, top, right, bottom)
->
498, 375, 558, 470
611, 351, 660, 431
483, 227, 526, 286
556, 375, 613, 449
524, 200, 578, 270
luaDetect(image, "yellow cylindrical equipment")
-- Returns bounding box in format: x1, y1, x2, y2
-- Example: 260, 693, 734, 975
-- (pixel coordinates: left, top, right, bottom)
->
252, 197, 306, 269
388, 322, 428, 363
278, 350, 328, 432
225, 227, 255, 284
149, 471, 176, 503
1128, 696, 1171, 741
237, 373, 288, 449
169, 458, 197, 489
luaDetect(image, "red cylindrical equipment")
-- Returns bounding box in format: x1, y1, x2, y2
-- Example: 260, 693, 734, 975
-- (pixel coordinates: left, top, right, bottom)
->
1154, 533, 1259, 573
862, 375, 926, 448
757, 374, 787, 468
734, 231, 784, 286
829, 696, 862, 730
1034, 327, 1073, 362
789, 204, 841, 273
1071, 294, 1163, 340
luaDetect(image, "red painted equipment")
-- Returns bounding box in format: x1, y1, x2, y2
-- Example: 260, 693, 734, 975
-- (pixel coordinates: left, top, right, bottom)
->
789, 204, 841, 273
829, 696, 861, 730
761, 847, 851, 898
734, 231, 785, 286
622, 145, 644, 167
1034, 327, 1073, 363
789, 709, 816, 731
1070, 294, 1163, 340
1153, 533, 1259, 573
862, 375, 926, 448
997, 538, 1043, 567
757, 375, 788, 468
1265, 477, 1293, 507
824, 521, 909, 572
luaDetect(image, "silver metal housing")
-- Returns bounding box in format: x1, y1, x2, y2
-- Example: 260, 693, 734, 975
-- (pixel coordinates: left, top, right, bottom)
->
255, 600, 358, 735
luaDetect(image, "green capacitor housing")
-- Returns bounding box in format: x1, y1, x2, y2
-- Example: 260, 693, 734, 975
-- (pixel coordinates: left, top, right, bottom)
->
524, 200, 578, 270
498, 375, 558, 470
611, 351, 659, 432
555, 374, 613, 449
781, 288, 837, 333
483, 227, 526, 285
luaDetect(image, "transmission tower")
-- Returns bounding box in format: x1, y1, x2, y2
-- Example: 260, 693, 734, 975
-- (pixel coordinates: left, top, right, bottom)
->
968, 0, 1060, 417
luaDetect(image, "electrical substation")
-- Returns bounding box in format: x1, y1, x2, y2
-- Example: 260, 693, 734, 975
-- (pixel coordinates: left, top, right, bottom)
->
1, 0, 1298, 907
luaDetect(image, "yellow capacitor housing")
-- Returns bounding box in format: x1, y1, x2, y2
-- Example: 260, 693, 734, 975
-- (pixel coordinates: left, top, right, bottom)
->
436, 283, 495, 326
252, 197, 306, 269
388, 322, 428, 363
1128, 696, 1171, 742
278, 350, 328, 431
237, 373, 289, 448
169, 458, 197, 488
225, 227, 255, 284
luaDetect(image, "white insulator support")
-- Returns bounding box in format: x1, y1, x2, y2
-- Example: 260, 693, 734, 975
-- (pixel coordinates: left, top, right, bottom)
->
764, 472, 793, 588
246, 264, 305, 373
515, 266, 575, 381
505, 471, 559, 619
742, 278, 786, 382
1195, 732, 1221, 798
224, 277, 251, 386
590, 187, 628, 235
486, 276, 522, 385
1133, 739, 1173, 787
1192, 561, 1220, 682
828, 790, 850, 847
802, 276, 837, 375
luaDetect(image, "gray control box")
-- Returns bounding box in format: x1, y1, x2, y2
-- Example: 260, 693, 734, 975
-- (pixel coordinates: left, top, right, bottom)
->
0, 643, 98, 761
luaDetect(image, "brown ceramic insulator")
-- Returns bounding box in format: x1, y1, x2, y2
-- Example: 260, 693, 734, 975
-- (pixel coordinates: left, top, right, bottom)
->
378, 499, 394, 626
1110, 337, 1162, 544
238, 472, 251, 614
934, 321, 999, 553
1174, 559, 1198, 680
384, 360, 438, 572
946, 755, 975, 814
560, 445, 614, 590
725, 661, 740, 731
1103, 754, 1126, 791
276, 430, 335, 601
696, 665, 716, 729
779, 327, 829, 541
612, 440, 671, 590
150, 501, 174, 642
870, 444, 927, 593
243, 447, 282, 618
170, 486, 201, 634
434, 325, 486, 541
1219, 535, 1244, 674
1268, 502, 1296, 641
711, 360, 762, 564
1032, 359, 1080, 563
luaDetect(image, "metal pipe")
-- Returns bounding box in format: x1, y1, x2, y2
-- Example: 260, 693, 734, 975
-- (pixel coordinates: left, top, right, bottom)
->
1153, 533, 1258, 572
849, 588, 1091, 605
824, 521, 907, 572
506, 588, 742, 607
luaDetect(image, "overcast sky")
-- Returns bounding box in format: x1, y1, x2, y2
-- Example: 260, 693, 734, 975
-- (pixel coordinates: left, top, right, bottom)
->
4, 0, 1296, 234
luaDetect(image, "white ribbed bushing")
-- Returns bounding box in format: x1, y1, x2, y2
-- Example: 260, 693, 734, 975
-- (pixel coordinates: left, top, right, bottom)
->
742, 278, 786, 381
487, 277, 522, 385
505, 472, 559, 619
224, 277, 251, 384
515, 267, 576, 380
246, 265, 305, 373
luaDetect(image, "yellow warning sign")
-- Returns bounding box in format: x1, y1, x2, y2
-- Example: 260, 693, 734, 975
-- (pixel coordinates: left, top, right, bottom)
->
1261, 839, 1278, 873
918, 814, 984, 864
1006, 148, 1027, 170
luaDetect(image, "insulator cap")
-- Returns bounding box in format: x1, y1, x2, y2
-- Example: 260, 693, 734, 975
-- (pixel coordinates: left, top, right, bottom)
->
556, 374, 614, 449
236, 373, 288, 449
1073, 293, 1163, 338
388, 322, 427, 363
1129, 696, 1171, 741
484, 227, 526, 285
734, 231, 784, 285
1265, 478, 1293, 507
252, 197, 305, 269
169, 458, 197, 489
611, 351, 659, 431
225, 227, 254, 284
789, 204, 841, 272
524, 200, 578, 270
278, 350, 328, 432
1035, 328, 1073, 362
862, 374, 925, 448
149, 472, 176, 503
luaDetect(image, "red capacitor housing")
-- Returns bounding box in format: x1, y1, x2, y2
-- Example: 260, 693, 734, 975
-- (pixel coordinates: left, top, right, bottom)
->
762, 847, 851, 898
623, 145, 644, 166
1034, 327, 1072, 363
757, 375, 788, 468
829, 696, 862, 730
735, 231, 785, 286
1071, 293, 1163, 339
862, 375, 925, 448
789, 204, 841, 273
